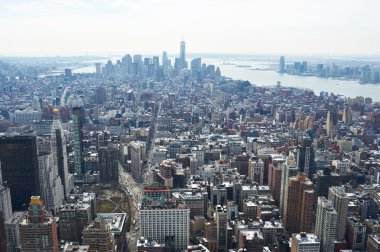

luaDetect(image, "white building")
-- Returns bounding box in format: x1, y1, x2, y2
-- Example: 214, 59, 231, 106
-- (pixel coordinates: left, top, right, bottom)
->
51, 110, 74, 197
139, 199, 190, 251
291, 233, 320, 252
38, 152, 64, 214
332, 159, 351, 174
328, 186, 349, 241
315, 197, 337, 252
14, 109, 41, 124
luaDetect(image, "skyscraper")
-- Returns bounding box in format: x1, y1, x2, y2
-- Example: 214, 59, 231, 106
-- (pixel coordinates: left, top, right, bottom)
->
315, 197, 337, 252
51, 108, 73, 197
342, 107, 353, 124
19, 196, 59, 252
6, 211, 27, 252
0, 161, 12, 222
180, 40, 187, 69
191, 58, 202, 78
98, 146, 119, 184
284, 173, 315, 234
316, 166, 341, 198
162, 51, 169, 69
58, 202, 93, 243
139, 195, 190, 251
328, 186, 349, 241
216, 205, 227, 252
38, 152, 64, 214
71, 96, 85, 178
279, 56, 285, 73
280, 154, 299, 218
326, 110, 338, 138
0, 135, 40, 211
95, 63, 102, 76
130, 141, 146, 182
297, 137, 315, 179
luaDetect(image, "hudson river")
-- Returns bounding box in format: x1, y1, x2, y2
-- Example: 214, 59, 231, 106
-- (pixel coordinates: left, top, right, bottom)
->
202, 58, 380, 101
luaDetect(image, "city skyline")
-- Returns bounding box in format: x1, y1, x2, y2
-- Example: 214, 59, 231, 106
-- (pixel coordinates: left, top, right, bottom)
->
1, 0, 380, 56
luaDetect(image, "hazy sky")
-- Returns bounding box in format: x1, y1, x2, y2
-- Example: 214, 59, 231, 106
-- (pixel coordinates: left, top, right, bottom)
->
1, 0, 379, 56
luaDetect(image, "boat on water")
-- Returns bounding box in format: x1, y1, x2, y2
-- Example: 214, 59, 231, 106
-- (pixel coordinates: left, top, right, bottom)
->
236, 65, 251, 68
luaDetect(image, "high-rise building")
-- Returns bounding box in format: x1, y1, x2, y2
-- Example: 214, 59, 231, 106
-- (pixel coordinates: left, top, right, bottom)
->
51, 108, 74, 197
121, 54, 132, 74
342, 107, 353, 124
71, 97, 85, 178
316, 166, 340, 198
162, 51, 169, 69
58, 202, 94, 243
279, 154, 299, 218
180, 40, 187, 69
178, 192, 205, 219
95, 63, 102, 76
191, 58, 202, 78
98, 146, 119, 184
0, 135, 40, 211
19, 196, 59, 252
139, 195, 190, 251
5, 211, 27, 252
315, 197, 337, 252
95, 86, 107, 105
297, 137, 315, 179
38, 152, 64, 214
279, 56, 285, 73
82, 219, 116, 252
0, 162, 12, 222
291, 233, 320, 252
97, 213, 127, 252
284, 173, 315, 234
346, 216, 366, 251
326, 110, 338, 138
216, 205, 227, 252
130, 141, 146, 182
328, 186, 349, 241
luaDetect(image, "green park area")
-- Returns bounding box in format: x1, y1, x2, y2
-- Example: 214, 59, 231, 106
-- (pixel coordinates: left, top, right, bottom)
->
97, 199, 116, 213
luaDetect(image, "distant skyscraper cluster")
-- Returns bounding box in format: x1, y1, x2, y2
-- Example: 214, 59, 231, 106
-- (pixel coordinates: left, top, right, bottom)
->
278, 55, 380, 83
97, 40, 221, 83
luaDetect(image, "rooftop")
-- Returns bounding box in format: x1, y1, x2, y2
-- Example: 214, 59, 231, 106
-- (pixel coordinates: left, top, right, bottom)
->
97, 213, 126, 234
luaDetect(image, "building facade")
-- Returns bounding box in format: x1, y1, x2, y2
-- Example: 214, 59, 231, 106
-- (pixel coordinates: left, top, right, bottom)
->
19, 196, 58, 252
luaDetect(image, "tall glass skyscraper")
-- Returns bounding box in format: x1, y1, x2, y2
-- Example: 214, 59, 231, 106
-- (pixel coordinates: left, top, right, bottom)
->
0, 135, 40, 210
180, 40, 186, 69
279, 56, 285, 73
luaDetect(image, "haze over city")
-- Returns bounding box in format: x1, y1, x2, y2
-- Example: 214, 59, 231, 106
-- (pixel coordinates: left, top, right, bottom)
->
1, 0, 380, 56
